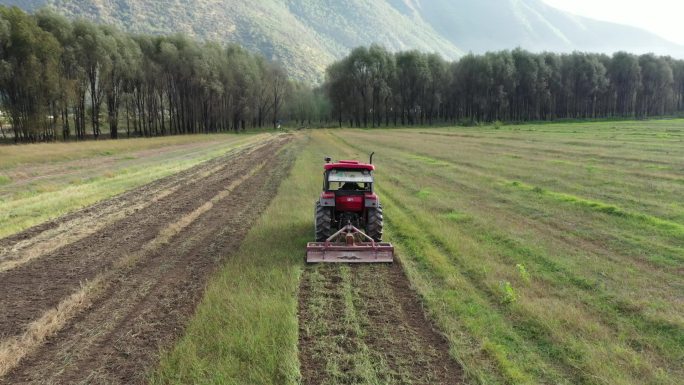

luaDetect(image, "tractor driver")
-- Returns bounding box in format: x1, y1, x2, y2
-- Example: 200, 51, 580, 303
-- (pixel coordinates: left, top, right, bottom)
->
340, 182, 367, 191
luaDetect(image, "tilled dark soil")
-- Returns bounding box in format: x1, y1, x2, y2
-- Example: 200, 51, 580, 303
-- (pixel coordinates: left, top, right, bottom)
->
0, 135, 295, 384
298, 262, 463, 385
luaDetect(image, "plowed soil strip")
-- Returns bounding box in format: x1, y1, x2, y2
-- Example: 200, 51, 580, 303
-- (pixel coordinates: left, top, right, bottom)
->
0, 138, 259, 268
0, 135, 294, 384
0, 139, 274, 338
298, 262, 462, 385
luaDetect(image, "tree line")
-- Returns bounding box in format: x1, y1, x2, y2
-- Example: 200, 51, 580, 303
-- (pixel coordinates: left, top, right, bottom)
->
0, 6, 324, 142
4, 4, 683, 143
324, 45, 684, 127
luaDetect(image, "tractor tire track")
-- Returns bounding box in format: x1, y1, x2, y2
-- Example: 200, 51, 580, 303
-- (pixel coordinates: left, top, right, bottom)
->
298, 263, 462, 385
0, 135, 295, 384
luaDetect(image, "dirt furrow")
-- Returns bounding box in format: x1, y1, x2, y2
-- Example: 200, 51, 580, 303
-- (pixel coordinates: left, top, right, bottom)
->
351, 263, 461, 384
4, 139, 296, 384
0, 139, 282, 339
0, 138, 293, 383
298, 263, 462, 385
0, 138, 263, 265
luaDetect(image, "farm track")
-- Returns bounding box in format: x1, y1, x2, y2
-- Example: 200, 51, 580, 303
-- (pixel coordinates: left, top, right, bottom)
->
299, 263, 462, 385
0, 134, 293, 384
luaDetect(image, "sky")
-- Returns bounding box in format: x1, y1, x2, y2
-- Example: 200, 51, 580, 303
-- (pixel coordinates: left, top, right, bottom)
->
542, 0, 684, 45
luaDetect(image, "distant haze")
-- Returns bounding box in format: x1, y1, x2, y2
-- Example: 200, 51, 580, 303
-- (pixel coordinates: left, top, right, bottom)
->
543, 0, 684, 45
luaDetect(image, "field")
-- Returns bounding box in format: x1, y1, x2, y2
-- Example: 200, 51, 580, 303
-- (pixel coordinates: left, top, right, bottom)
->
0, 121, 682, 385
0, 133, 270, 238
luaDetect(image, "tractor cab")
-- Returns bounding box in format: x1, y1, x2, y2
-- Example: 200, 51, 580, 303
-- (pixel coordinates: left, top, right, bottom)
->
323, 161, 376, 213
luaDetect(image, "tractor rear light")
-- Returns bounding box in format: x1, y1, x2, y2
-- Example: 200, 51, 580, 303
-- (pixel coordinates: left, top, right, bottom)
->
320, 192, 335, 206
364, 193, 379, 208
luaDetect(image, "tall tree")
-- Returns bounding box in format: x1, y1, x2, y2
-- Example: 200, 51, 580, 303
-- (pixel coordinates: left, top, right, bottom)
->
73, 20, 111, 139
395, 50, 429, 125
0, 6, 61, 142
638, 54, 674, 116
269, 64, 289, 129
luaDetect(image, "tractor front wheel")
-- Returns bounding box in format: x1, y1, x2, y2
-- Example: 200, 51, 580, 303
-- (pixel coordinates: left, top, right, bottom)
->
366, 204, 384, 242
315, 202, 332, 242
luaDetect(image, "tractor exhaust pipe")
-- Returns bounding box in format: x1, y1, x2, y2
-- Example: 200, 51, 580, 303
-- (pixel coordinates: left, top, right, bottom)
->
369, 152, 375, 164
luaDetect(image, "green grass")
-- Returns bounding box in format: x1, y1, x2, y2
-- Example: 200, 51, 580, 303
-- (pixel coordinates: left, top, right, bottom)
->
328, 121, 683, 384
4, 119, 682, 385
0, 134, 250, 169
0, 133, 270, 238
152, 121, 682, 385
151, 135, 312, 385
507, 180, 684, 237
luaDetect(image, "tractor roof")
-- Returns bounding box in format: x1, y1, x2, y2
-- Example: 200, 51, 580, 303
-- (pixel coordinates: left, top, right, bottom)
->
324, 160, 375, 171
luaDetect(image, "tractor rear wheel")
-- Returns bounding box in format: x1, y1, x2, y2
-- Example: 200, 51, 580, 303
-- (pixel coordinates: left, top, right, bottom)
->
315, 202, 332, 242
366, 204, 384, 242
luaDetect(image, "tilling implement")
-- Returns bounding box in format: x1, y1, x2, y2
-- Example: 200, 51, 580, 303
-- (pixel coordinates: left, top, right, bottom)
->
306, 153, 394, 263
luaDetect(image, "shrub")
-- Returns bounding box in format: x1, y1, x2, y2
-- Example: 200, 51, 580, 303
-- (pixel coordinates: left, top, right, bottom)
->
516, 264, 531, 284
499, 281, 518, 304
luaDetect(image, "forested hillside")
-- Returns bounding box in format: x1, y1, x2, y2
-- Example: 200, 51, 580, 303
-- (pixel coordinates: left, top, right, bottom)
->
2, 4, 683, 144
0, 0, 460, 82
0, 7, 327, 143
2, 0, 681, 82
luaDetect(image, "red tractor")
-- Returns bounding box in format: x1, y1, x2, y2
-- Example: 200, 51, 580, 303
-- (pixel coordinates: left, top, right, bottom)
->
306, 154, 394, 263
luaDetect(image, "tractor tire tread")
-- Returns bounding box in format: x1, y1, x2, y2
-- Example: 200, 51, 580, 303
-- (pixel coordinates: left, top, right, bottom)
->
366, 204, 384, 242
315, 202, 333, 242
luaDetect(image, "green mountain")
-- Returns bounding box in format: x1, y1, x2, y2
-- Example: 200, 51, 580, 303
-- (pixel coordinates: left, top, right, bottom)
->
2, 0, 682, 82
